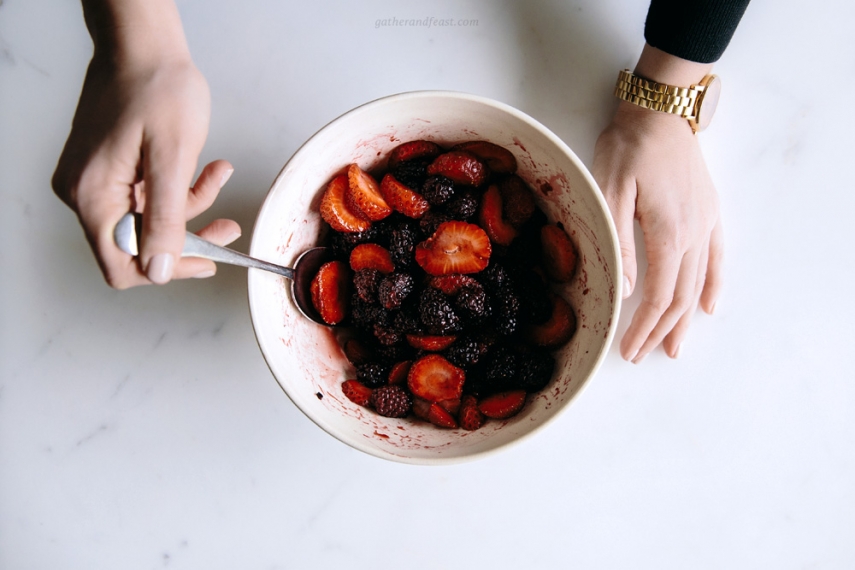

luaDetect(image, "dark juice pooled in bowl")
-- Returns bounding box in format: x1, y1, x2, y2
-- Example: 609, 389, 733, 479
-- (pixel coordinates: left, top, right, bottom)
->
309, 140, 578, 431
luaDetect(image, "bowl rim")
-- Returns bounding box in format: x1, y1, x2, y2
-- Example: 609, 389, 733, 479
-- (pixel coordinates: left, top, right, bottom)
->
247, 90, 622, 464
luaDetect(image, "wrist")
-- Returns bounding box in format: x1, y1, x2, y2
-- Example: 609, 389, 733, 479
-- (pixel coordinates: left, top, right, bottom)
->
632, 44, 713, 89
82, 0, 192, 68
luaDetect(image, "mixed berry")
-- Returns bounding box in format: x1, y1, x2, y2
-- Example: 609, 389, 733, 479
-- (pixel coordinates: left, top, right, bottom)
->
309, 140, 578, 431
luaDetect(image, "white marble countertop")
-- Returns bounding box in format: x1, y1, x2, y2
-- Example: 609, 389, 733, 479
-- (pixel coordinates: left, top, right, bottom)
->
2, 1, 854, 568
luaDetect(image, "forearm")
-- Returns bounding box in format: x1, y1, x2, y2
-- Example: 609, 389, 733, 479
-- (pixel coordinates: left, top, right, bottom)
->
81, 0, 191, 66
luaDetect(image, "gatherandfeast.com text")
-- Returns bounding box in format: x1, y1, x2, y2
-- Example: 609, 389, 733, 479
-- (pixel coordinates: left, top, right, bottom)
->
375, 17, 479, 29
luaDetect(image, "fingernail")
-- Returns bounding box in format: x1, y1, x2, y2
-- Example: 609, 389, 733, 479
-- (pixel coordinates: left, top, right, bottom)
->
224, 230, 242, 244
632, 351, 647, 364
673, 344, 682, 359
146, 253, 174, 284
220, 167, 235, 188
709, 301, 716, 315
193, 269, 216, 279
623, 276, 632, 299
625, 348, 639, 362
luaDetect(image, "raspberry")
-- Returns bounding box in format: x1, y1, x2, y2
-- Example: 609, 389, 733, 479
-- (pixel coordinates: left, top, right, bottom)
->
422, 174, 456, 206
377, 272, 415, 310
515, 351, 555, 392
370, 385, 412, 418
356, 362, 391, 388
353, 269, 381, 303
388, 220, 418, 268
419, 288, 462, 335
445, 190, 479, 220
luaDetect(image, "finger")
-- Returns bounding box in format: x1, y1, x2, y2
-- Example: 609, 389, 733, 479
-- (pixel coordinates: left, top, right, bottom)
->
662, 242, 710, 358
629, 247, 701, 362
619, 238, 683, 361
602, 180, 639, 299
195, 218, 242, 246
700, 216, 724, 314
186, 160, 234, 220
138, 142, 200, 284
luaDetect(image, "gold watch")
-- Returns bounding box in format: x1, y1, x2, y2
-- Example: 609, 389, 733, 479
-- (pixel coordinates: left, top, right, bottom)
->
613, 69, 722, 134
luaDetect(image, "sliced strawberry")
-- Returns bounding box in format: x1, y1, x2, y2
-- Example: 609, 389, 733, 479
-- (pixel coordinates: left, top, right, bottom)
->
458, 395, 484, 431
415, 221, 491, 276
349, 243, 395, 274
478, 390, 527, 419
541, 223, 578, 282
499, 175, 535, 227
379, 173, 430, 219
427, 274, 478, 295
387, 360, 412, 385
427, 151, 489, 186
346, 163, 392, 221
406, 334, 458, 352
309, 260, 350, 325
526, 293, 576, 348
427, 402, 459, 429
478, 185, 518, 246
452, 141, 517, 174
411, 396, 433, 421
341, 379, 373, 407
320, 173, 371, 233
407, 354, 465, 403
387, 140, 442, 170
343, 338, 374, 364
436, 398, 461, 415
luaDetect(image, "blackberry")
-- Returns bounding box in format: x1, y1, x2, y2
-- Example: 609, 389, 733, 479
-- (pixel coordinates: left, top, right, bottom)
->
445, 336, 489, 369
351, 295, 389, 330
373, 322, 402, 346
419, 210, 452, 237
419, 288, 462, 335
479, 262, 512, 294
370, 385, 412, 418
484, 346, 519, 389
455, 282, 491, 322
514, 269, 552, 325
421, 175, 456, 206
376, 341, 416, 363
329, 225, 383, 259
445, 190, 479, 220
493, 288, 520, 336
377, 272, 414, 310
391, 305, 423, 335
353, 269, 381, 303
515, 351, 555, 392
356, 362, 390, 388
391, 160, 429, 189
388, 221, 418, 268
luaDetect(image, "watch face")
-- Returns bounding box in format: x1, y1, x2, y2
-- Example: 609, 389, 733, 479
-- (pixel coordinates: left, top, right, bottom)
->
696, 75, 722, 132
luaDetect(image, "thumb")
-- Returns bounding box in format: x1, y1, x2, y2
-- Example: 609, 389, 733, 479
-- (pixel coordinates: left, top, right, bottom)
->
606, 183, 638, 299
138, 143, 197, 284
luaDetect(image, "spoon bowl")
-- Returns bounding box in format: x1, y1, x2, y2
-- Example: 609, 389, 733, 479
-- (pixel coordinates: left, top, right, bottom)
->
113, 212, 331, 325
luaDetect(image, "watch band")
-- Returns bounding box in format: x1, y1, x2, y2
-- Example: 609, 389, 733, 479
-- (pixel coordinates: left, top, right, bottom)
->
614, 69, 702, 119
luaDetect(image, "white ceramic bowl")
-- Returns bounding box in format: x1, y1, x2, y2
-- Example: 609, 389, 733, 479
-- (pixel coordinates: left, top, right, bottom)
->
248, 91, 620, 464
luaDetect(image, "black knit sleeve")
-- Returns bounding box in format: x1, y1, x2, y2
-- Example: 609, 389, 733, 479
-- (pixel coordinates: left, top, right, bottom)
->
644, 0, 751, 64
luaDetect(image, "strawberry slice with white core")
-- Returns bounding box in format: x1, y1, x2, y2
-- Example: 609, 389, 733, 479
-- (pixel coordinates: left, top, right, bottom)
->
415, 221, 491, 276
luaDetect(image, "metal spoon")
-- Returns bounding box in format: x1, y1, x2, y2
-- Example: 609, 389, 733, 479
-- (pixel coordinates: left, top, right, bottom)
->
114, 212, 331, 325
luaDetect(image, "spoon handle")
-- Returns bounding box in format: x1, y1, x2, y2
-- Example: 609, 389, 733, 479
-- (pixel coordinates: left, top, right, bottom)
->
114, 213, 295, 280
183, 233, 295, 279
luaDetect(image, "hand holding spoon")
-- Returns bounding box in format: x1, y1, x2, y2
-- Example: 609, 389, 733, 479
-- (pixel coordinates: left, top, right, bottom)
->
113, 213, 331, 325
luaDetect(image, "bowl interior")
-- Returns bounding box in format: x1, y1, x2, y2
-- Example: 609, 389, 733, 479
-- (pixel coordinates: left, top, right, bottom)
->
248, 91, 619, 464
